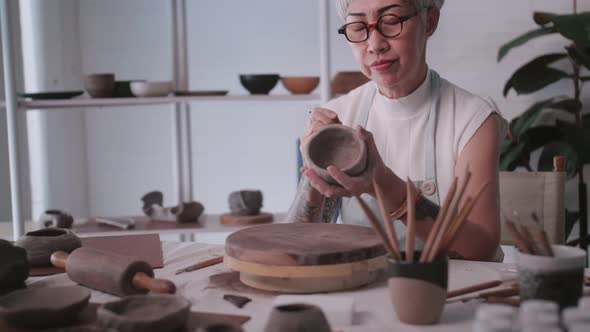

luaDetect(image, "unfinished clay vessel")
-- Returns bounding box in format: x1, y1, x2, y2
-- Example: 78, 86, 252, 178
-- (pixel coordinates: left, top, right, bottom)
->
263, 303, 332, 332
0, 239, 29, 296
97, 294, 190, 332
228, 190, 263, 216
388, 253, 448, 325
196, 323, 244, 332
15, 228, 81, 267
83, 73, 115, 98
0, 285, 90, 329
141, 190, 204, 223
37, 209, 74, 228
303, 124, 368, 184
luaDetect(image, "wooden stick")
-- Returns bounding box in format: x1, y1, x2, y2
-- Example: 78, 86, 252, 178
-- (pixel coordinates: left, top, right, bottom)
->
441, 198, 472, 250
420, 177, 458, 262
520, 224, 541, 255
446, 280, 503, 299
505, 221, 531, 254
373, 178, 401, 261
175, 256, 224, 275
406, 178, 416, 262
355, 196, 398, 259
442, 180, 491, 252
537, 229, 554, 257
479, 287, 519, 299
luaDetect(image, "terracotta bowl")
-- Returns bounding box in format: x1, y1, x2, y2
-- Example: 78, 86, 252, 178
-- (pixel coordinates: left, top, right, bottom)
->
83, 73, 115, 98
15, 228, 81, 267
97, 294, 191, 332
264, 303, 332, 332
0, 239, 29, 296
303, 124, 368, 184
281, 76, 320, 95
239, 74, 279, 95
130, 81, 173, 97
228, 190, 263, 216
331, 71, 370, 95
388, 253, 448, 325
37, 209, 74, 228
0, 286, 90, 329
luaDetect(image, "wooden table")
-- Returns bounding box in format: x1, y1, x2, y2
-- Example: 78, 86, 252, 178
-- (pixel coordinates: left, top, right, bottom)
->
25, 241, 590, 331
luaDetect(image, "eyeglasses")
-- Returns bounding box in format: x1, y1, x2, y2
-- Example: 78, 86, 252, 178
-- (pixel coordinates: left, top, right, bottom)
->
338, 8, 429, 43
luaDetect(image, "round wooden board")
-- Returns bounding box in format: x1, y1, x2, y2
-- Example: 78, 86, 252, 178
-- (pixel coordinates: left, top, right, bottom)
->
219, 212, 273, 226
225, 223, 386, 266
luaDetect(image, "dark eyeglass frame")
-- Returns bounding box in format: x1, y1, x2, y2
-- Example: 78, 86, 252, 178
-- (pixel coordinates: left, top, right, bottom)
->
338, 7, 430, 43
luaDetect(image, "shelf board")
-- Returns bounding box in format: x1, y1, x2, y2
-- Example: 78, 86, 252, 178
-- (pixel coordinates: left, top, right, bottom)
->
0, 94, 321, 110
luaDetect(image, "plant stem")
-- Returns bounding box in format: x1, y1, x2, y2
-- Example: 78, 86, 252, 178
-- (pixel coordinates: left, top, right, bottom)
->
574, 0, 577, 14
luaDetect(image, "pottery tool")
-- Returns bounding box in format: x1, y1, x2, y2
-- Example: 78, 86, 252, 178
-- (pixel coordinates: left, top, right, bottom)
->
519, 225, 541, 255
355, 196, 398, 259
373, 178, 401, 261
175, 256, 224, 275
405, 178, 416, 262
224, 223, 387, 293
95, 217, 135, 230
505, 221, 532, 254
446, 280, 503, 299
51, 247, 176, 296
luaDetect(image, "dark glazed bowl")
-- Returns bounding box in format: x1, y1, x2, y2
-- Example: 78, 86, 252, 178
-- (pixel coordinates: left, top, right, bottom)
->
114, 80, 145, 98
303, 124, 368, 184
263, 303, 332, 332
239, 74, 279, 95
15, 228, 81, 267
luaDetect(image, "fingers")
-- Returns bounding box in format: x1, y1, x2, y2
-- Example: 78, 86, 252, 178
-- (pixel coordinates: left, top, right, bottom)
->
310, 107, 340, 123
304, 168, 349, 198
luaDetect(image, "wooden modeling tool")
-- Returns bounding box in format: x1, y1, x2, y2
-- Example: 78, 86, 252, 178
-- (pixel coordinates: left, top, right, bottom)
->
373, 178, 401, 261
175, 256, 224, 275
51, 247, 176, 296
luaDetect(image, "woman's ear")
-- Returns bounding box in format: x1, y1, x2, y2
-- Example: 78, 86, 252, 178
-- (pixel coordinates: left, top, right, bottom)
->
426, 7, 440, 37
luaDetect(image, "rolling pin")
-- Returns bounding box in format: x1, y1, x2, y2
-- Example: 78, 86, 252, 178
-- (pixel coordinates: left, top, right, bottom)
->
50, 247, 176, 296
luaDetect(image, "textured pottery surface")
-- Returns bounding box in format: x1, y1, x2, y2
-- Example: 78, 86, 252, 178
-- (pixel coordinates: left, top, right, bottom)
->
196, 323, 244, 332
37, 209, 74, 228
239, 74, 279, 95
0, 239, 29, 295
228, 190, 263, 216
263, 303, 332, 332
97, 295, 190, 332
15, 228, 81, 267
281, 76, 320, 94
141, 190, 204, 223
388, 253, 448, 325
0, 285, 90, 329
130, 81, 173, 97
303, 124, 368, 184
83, 73, 115, 98
331, 71, 370, 95
517, 245, 585, 309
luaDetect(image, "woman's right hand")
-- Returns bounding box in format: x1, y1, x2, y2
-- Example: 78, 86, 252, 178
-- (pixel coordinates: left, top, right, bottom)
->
301, 107, 341, 148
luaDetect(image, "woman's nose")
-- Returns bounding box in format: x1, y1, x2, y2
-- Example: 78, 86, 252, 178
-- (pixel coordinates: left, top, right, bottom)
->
367, 29, 389, 54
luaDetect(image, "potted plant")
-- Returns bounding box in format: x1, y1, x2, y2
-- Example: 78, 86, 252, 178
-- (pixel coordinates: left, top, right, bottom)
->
497, 7, 590, 251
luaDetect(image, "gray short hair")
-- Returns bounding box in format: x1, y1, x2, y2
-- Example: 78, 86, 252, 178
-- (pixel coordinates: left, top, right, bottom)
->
336, 0, 444, 20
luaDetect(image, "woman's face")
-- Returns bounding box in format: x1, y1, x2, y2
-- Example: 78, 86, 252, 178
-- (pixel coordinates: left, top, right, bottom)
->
344, 0, 434, 95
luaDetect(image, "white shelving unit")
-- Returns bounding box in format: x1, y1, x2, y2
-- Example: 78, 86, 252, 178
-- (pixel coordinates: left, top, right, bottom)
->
0, 0, 332, 240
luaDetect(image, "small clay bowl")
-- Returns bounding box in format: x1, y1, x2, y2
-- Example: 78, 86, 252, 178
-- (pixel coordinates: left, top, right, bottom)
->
15, 228, 81, 267
37, 209, 74, 228
97, 294, 191, 332
263, 303, 332, 332
0, 285, 90, 329
331, 71, 369, 95
196, 323, 244, 332
0, 239, 29, 295
228, 190, 263, 216
517, 245, 585, 309
83, 73, 115, 98
114, 80, 145, 98
387, 253, 448, 325
130, 81, 173, 97
239, 74, 279, 95
303, 124, 368, 184
281, 76, 320, 95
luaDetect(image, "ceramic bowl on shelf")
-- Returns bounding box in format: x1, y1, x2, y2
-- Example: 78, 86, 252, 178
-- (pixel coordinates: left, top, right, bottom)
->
114, 80, 145, 98
130, 81, 173, 97
239, 74, 279, 95
83, 73, 115, 98
331, 71, 369, 95
281, 76, 320, 95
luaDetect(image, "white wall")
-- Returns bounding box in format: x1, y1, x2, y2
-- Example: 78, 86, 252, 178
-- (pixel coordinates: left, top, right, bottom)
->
12, 0, 590, 220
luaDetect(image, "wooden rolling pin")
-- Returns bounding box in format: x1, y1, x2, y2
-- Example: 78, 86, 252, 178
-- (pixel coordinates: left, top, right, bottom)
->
51, 247, 175, 296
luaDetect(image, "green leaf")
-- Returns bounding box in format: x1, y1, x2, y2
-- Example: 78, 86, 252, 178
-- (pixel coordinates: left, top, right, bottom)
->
508, 98, 574, 139
566, 45, 590, 71
499, 141, 527, 171
550, 98, 583, 114
558, 121, 590, 164
498, 27, 555, 62
534, 12, 557, 26
551, 13, 590, 47
538, 140, 579, 178
521, 126, 565, 152
503, 53, 570, 96
565, 209, 580, 239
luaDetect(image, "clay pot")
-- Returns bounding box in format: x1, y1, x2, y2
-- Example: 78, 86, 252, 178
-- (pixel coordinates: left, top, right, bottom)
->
0, 285, 90, 329
263, 303, 332, 332
130, 81, 173, 97
281, 76, 320, 95
228, 190, 263, 216
37, 209, 74, 228
0, 239, 29, 296
97, 294, 191, 332
387, 253, 448, 325
196, 323, 244, 332
239, 74, 279, 95
15, 228, 81, 267
83, 73, 115, 98
114, 80, 145, 98
303, 124, 368, 184
331, 71, 369, 95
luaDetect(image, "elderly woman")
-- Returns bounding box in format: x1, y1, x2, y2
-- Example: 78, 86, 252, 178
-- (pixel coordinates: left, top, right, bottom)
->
287, 0, 507, 261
